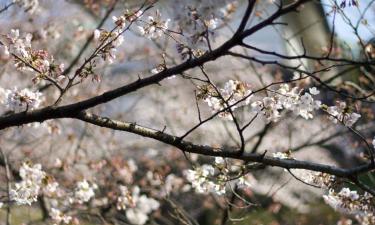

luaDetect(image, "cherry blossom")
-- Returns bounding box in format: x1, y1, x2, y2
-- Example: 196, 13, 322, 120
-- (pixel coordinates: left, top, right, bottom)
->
73, 180, 97, 204
272, 151, 294, 160
4, 29, 32, 59
138, 10, 170, 39
2, 87, 43, 112
323, 187, 374, 223
117, 186, 160, 225
93, 28, 125, 64
304, 172, 336, 188
50, 208, 72, 225
198, 80, 252, 119
10, 162, 45, 205
309, 87, 320, 95
326, 101, 361, 127
0, 1, 374, 225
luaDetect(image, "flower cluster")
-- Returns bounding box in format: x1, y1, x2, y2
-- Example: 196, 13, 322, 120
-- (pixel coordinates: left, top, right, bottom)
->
91, 8, 143, 65
272, 151, 294, 160
93, 29, 124, 64
326, 101, 361, 127
50, 208, 72, 225
10, 162, 56, 205
92, 9, 143, 64
323, 188, 375, 224
117, 186, 160, 225
163, 174, 186, 195
43, 176, 59, 197
198, 82, 362, 128
177, 5, 223, 45
197, 80, 252, 119
0, 87, 43, 112
73, 180, 97, 204
219, 2, 238, 20
4, 29, 32, 59
141, 170, 188, 197
184, 163, 226, 195
138, 10, 170, 39
304, 172, 336, 188
116, 185, 131, 211
252, 84, 321, 122
2, 29, 65, 83
184, 157, 252, 195
110, 8, 143, 29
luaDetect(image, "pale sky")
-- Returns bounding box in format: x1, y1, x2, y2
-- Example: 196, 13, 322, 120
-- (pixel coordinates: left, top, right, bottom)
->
322, 0, 375, 45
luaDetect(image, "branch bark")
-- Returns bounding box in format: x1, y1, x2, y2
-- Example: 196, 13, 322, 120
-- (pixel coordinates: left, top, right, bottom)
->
75, 112, 375, 178
0, 0, 311, 130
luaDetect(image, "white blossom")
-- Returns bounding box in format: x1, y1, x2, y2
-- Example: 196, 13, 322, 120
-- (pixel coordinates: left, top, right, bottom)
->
249, 84, 321, 122
309, 87, 320, 95
214, 157, 225, 166
7, 29, 32, 59
43, 181, 59, 196
183, 164, 226, 195
138, 11, 170, 39
50, 208, 72, 225
200, 80, 252, 120
327, 101, 361, 127
126, 208, 149, 225
237, 174, 254, 188
205, 18, 220, 30
323, 187, 375, 224
73, 180, 97, 204
0, 45, 10, 59
272, 152, 294, 160
117, 186, 160, 225
127, 159, 138, 172
303, 172, 336, 188
92, 28, 124, 64
164, 174, 184, 195
93, 29, 101, 40
150, 65, 164, 74
112, 15, 126, 28
252, 97, 281, 123
3, 87, 43, 112
124, 9, 143, 22
10, 162, 46, 205
117, 185, 131, 210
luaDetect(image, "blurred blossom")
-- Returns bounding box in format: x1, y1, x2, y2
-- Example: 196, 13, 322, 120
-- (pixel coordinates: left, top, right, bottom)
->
73, 180, 97, 204
50, 208, 72, 225
1, 87, 43, 112
117, 186, 160, 225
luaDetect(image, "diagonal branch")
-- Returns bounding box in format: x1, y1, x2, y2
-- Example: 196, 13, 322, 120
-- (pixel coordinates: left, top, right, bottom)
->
0, 0, 311, 130
234, 0, 256, 35
74, 112, 375, 179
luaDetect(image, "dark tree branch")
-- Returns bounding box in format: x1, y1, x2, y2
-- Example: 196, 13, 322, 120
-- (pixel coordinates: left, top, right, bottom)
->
0, 0, 310, 130
74, 112, 375, 179
0, 2, 14, 14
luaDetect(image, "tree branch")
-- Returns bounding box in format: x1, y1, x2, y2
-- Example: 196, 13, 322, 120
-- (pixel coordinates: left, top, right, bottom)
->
74, 112, 375, 178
